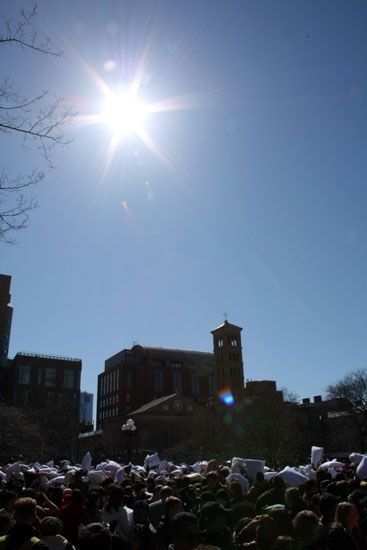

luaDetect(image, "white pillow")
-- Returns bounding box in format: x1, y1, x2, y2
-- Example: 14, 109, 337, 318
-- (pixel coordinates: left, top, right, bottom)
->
311, 446, 324, 467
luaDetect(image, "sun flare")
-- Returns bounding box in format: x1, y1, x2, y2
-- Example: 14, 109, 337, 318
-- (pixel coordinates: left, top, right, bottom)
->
101, 92, 147, 136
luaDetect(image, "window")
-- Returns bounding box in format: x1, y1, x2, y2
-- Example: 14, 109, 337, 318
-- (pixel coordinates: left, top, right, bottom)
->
231, 337, 238, 347
173, 371, 182, 393
45, 368, 56, 387
127, 368, 133, 390
191, 372, 200, 395
171, 361, 182, 369
154, 368, 164, 392
63, 369, 74, 388
18, 365, 31, 385
217, 338, 223, 349
208, 375, 216, 395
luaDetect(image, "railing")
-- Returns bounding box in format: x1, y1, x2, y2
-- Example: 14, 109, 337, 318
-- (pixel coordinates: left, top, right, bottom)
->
16, 352, 81, 362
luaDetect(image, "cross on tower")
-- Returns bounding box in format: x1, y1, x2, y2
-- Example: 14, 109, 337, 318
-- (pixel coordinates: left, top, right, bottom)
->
223, 312, 228, 322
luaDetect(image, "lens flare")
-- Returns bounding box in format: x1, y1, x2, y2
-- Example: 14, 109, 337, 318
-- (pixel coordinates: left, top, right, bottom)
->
218, 388, 235, 406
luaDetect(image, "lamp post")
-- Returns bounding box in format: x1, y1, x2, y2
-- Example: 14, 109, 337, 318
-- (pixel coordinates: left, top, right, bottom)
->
121, 418, 138, 463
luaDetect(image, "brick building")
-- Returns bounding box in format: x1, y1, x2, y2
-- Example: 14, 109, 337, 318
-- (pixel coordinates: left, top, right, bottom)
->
97, 320, 245, 429
6, 352, 82, 419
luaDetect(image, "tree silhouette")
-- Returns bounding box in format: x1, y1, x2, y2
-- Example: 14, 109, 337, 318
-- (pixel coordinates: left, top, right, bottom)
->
0, 1, 74, 243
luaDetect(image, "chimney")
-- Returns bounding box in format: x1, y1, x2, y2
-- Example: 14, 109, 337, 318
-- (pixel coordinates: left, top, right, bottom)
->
314, 395, 322, 403
302, 398, 310, 405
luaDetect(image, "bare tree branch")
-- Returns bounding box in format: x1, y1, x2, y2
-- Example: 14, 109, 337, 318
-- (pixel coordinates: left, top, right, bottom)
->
0, 1, 61, 57
0, 1, 75, 243
326, 369, 367, 452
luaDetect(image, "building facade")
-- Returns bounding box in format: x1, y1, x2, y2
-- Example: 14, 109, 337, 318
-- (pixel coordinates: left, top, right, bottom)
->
80, 391, 94, 426
0, 274, 13, 370
6, 352, 82, 419
96, 320, 245, 430
211, 321, 244, 393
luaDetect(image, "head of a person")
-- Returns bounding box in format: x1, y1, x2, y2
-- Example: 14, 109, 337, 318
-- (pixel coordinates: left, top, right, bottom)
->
216, 488, 230, 507
319, 492, 338, 523
0, 511, 13, 535
285, 487, 301, 509
150, 484, 163, 501
228, 479, 243, 499
302, 479, 318, 497
200, 491, 216, 506
218, 466, 230, 482
134, 481, 146, 496
255, 514, 278, 547
133, 500, 150, 525
164, 496, 183, 521
273, 535, 298, 550
171, 512, 200, 550
39, 516, 63, 537
200, 501, 226, 533
78, 523, 111, 550
335, 501, 359, 532
160, 485, 173, 502
107, 486, 124, 510
272, 476, 286, 494
336, 479, 351, 500
71, 488, 84, 506
13, 497, 37, 525
293, 510, 321, 545
88, 490, 102, 508
206, 472, 220, 490
130, 524, 154, 550
266, 508, 294, 538
0, 491, 17, 513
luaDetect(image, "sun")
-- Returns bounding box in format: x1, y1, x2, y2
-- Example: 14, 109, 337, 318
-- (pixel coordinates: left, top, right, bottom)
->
101, 91, 147, 136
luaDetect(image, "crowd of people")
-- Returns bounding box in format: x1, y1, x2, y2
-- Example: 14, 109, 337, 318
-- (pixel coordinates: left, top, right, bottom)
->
1, 449, 367, 549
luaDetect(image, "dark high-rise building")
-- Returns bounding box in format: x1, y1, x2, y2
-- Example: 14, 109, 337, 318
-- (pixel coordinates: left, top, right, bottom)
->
0, 274, 13, 369
80, 391, 94, 426
6, 352, 82, 419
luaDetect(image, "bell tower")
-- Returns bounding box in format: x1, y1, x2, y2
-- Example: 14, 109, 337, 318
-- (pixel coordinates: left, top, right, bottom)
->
211, 320, 244, 393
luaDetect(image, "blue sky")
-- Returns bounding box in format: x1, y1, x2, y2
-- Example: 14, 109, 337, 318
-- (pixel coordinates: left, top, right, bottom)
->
1, 0, 366, 408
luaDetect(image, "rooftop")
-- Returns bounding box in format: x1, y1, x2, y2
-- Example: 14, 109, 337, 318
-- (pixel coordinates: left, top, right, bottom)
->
129, 393, 178, 415
211, 320, 243, 333
14, 352, 81, 362
132, 345, 215, 364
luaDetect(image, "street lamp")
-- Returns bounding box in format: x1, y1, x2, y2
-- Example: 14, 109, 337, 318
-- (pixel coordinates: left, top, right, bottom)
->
121, 418, 138, 463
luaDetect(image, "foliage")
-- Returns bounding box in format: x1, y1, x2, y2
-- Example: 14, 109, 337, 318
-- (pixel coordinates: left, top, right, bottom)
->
326, 369, 367, 452
0, 401, 79, 463
0, 404, 43, 462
